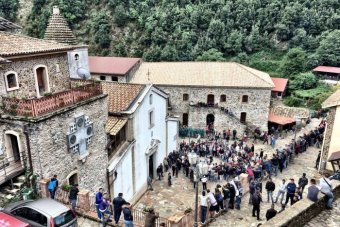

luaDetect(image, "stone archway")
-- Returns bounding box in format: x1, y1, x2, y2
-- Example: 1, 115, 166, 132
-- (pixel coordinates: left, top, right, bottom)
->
206, 114, 215, 131
4, 130, 22, 162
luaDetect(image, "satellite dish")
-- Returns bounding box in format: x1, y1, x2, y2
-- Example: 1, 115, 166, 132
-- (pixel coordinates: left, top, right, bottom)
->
77, 67, 91, 79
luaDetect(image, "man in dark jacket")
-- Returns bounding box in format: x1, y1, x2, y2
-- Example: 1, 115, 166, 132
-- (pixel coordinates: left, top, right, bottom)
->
298, 173, 308, 195
228, 183, 236, 209
252, 191, 262, 220
266, 204, 277, 221
249, 181, 256, 205
113, 193, 127, 225
69, 184, 79, 212
122, 203, 134, 226
285, 178, 297, 206
265, 178, 276, 203
144, 208, 159, 227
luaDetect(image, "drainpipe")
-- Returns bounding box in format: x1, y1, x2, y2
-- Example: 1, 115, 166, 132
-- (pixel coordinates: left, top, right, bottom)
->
106, 169, 111, 198
23, 125, 33, 173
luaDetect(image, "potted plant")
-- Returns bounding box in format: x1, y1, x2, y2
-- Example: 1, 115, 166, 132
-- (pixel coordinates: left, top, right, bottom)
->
61, 184, 72, 192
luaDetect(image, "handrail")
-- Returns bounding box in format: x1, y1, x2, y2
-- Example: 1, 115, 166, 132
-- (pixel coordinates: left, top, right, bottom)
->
0, 152, 26, 182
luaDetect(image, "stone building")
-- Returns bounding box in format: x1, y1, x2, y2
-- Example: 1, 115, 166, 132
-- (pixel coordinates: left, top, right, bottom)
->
102, 81, 178, 202
0, 11, 108, 192
131, 62, 274, 132
89, 56, 141, 82
320, 89, 340, 171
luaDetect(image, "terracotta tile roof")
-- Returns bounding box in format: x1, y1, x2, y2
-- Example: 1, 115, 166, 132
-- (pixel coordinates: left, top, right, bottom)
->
0, 17, 21, 31
322, 89, 340, 109
105, 117, 128, 135
328, 151, 340, 162
101, 81, 145, 113
0, 31, 76, 57
89, 56, 141, 75
271, 77, 289, 92
268, 114, 295, 125
131, 62, 274, 88
313, 66, 340, 74
44, 6, 77, 45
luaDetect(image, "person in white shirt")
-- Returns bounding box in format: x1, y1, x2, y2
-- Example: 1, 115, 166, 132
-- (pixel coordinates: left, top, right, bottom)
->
275, 179, 287, 204
199, 191, 208, 224
207, 189, 218, 218
319, 173, 333, 209
201, 175, 208, 191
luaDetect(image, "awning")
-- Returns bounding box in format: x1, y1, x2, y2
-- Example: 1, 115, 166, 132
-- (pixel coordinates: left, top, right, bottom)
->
268, 114, 295, 125
328, 151, 340, 162
105, 117, 127, 135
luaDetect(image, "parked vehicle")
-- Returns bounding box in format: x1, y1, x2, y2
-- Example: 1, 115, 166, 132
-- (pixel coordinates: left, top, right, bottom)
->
330, 170, 340, 181
0, 211, 30, 227
3, 198, 77, 227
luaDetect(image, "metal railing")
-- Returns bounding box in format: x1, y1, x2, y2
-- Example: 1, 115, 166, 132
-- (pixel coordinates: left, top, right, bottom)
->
132, 208, 171, 227
0, 153, 26, 185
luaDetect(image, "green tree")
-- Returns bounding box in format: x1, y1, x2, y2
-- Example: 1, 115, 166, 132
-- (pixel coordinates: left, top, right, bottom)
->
280, 48, 306, 78
316, 30, 340, 66
0, 0, 19, 21
196, 48, 225, 61
289, 72, 318, 91
114, 4, 127, 27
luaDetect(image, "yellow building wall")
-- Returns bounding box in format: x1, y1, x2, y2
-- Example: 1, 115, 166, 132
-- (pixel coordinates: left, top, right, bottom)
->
327, 105, 340, 170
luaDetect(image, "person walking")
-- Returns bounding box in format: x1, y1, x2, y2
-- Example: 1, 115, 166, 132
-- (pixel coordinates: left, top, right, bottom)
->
99, 194, 112, 225
199, 191, 208, 224
202, 175, 208, 191
307, 179, 319, 202
147, 176, 153, 191
252, 191, 262, 221
275, 179, 287, 204
69, 184, 79, 213
113, 193, 127, 225
144, 208, 159, 227
298, 173, 308, 196
122, 203, 134, 227
222, 184, 231, 211
47, 175, 58, 200
319, 173, 334, 209
168, 172, 172, 187
285, 179, 296, 206
265, 178, 275, 203
95, 187, 104, 221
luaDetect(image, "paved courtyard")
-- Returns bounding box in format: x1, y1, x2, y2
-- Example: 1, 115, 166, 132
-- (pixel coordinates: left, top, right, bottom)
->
135, 119, 322, 226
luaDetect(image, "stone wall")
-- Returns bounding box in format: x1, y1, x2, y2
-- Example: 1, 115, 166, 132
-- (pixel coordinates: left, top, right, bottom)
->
263, 181, 340, 227
0, 53, 70, 98
270, 106, 310, 119
320, 107, 336, 171
160, 86, 271, 131
0, 96, 108, 192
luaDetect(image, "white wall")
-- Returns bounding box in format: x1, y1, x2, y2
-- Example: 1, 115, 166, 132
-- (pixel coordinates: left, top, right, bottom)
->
167, 118, 179, 155
67, 48, 90, 79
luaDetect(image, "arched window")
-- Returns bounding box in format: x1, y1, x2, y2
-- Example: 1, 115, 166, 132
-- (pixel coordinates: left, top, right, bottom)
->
220, 95, 226, 102
74, 54, 79, 61
5, 71, 19, 91
149, 94, 153, 105
242, 95, 248, 103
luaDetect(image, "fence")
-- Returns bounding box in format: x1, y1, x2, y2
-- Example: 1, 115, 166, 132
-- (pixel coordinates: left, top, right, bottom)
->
0, 153, 26, 185
2, 83, 102, 118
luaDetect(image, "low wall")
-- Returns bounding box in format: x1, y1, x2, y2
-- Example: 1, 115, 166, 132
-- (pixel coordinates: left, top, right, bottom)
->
263, 180, 340, 227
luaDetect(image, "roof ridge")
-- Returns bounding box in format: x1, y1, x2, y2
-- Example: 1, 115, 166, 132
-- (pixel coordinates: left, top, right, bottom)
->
101, 80, 146, 87
0, 31, 69, 46
235, 63, 273, 86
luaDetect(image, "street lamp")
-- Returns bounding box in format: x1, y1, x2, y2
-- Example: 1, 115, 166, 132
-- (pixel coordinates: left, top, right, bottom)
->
292, 116, 301, 162
188, 152, 208, 227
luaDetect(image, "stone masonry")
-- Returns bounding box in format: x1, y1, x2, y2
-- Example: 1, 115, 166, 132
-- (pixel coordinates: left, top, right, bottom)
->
320, 107, 336, 171
160, 86, 271, 131
0, 53, 70, 98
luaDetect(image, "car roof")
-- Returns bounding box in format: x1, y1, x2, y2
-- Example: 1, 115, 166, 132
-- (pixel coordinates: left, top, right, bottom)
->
25, 198, 70, 217
0, 211, 30, 227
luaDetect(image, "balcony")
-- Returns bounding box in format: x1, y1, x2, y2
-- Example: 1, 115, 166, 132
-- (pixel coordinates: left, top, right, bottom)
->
189, 101, 219, 108
1, 82, 102, 118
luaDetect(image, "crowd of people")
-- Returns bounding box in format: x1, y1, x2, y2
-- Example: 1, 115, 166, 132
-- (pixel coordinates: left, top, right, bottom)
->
150, 119, 329, 225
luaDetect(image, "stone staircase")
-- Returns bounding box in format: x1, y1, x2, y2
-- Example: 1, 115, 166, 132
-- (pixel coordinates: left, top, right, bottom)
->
0, 175, 26, 208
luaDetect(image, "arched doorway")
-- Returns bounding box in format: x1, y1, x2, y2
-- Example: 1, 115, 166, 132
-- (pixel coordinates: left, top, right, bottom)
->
240, 112, 247, 123
4, 131, 21, 162
34, 65, 50, 97
206, 114, 215, 131
67, 170, 79, 186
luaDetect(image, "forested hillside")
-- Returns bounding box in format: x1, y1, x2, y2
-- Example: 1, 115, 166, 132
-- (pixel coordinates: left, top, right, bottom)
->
1, 0, 339, 109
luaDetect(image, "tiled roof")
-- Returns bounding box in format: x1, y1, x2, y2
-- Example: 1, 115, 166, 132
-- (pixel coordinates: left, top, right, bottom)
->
106, 117, 128, 135
322, 89, 340, 109
0, 31, 75, 57
44, 6, 77, 45
89, 56, 141, 75
101, 81, 145, 113
313, 66, 340, 74
131, 62, 274, 88
271, 77, 289, 92
268, 114, 295, 125
0, 17, 21, 31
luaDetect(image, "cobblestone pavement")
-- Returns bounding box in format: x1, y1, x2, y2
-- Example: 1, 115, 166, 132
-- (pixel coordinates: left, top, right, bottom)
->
306, 199, 340, 227
135, 119, 322, 226
77, 216, 101, 227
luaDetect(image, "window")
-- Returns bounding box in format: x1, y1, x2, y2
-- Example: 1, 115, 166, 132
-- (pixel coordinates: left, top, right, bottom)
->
13, 207, 47, 226
182, 113, 188, 126
100, 76, 106, 81
107, 125, 126, 158
207, 94, 215, 106
149, 94, 153, 105
220, 95, 226, 102
5, 71, 19, 91
111, 76, 118, 81
242, 95, 248, 103
183, 93, 189, 101
54, 210, 76, 227
55, 63, 60, 73
149, 110, 154, 128
74, 54, 79, 61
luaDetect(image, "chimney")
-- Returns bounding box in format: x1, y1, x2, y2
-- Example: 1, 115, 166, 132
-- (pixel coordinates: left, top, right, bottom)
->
52, 6, 60, 15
